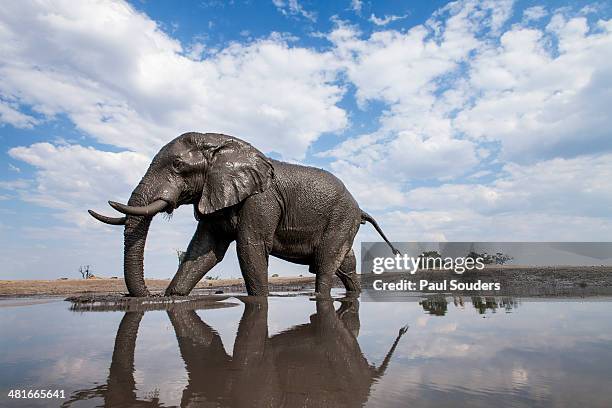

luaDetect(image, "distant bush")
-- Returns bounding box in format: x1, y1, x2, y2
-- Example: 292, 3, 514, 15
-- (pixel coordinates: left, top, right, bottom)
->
79, 265, 93, 279
420, 250, 441, 259
272, 273, 279, 277
466, 251, 513, 265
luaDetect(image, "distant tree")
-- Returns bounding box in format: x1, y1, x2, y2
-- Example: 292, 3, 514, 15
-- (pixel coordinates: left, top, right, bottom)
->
465, 251, 512, 265
176, 249, 186, 266
471, 296, 500, 314
420, 250, 441, 258
79, 265, 93, 279
492, 252, 513, 265
466, 251, 494, 264
419, 296, 448, 316
272, 273, 279, 277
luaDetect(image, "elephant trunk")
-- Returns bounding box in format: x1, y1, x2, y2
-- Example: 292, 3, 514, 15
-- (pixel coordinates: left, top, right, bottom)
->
123, 182, 155, 297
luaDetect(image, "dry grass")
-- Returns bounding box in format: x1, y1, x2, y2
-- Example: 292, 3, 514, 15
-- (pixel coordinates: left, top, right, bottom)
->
0, 276, 315, 297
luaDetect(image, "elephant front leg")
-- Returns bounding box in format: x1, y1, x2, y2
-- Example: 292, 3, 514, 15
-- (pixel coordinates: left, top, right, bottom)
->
236, 238, 270, 296
234, 196, 280, 296
166, 222, 230, 296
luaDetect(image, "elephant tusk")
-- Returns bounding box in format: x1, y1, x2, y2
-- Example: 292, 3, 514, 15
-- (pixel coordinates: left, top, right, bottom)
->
108, 199, 168, 216
88, 209, 127, 225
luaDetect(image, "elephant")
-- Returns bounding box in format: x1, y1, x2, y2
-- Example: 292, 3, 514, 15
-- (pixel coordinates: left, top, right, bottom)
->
62, 297, 408, 408
89, 132, 399, 297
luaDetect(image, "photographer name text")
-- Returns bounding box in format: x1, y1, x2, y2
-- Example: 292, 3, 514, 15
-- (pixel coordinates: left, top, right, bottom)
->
372, 279, 500, 291
369, 254, 501, 292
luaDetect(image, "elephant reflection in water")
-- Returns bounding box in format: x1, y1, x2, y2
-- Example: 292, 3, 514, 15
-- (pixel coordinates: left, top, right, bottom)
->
63, 298, 408, 408
61, 311, 159, 408
172, 298, 408, 407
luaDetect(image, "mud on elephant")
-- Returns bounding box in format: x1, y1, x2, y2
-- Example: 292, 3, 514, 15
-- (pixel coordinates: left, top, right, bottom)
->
90, 132, 399, 297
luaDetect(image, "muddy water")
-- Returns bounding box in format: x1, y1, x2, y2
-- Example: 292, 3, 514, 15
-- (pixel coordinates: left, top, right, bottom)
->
1, 294, 612, 407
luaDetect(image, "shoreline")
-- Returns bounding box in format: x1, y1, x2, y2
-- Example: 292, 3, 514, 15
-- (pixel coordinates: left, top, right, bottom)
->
2, 266, 612, 298
0, 276, 316, 297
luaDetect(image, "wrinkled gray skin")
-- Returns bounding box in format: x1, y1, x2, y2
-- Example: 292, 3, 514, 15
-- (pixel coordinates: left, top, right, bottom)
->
62, 298, 408, 408
90, 132, 398, 297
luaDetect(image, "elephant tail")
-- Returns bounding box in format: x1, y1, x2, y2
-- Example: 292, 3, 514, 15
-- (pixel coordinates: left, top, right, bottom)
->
360, 211, 401, 255
374, 324, 409, 379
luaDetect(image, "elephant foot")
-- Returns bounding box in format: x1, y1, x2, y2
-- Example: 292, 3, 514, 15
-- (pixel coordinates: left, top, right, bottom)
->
165, 289, 190, 297
126, 283, 151, 297
165, 277, 198, 296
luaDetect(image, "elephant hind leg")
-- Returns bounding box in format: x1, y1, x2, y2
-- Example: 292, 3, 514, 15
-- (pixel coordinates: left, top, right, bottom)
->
336, 249, 361, 294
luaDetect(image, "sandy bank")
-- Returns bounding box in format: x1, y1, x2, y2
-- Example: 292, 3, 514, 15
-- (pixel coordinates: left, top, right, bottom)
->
0, 276, 315, 297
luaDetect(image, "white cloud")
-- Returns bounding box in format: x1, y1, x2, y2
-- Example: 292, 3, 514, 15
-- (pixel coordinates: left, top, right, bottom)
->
329, 159, 406, 210
368, 14, 408, 26
0, 179, 31, 190
523, 6, 547, 22
326, 131, 478, 184
8, 163, 21, 172
328, 0, 612, 173
0, 99, 38, 128
350, 0, 363, 14
0, 0, 343, 158
384, 153, 612, 240
323, 1, 612, 214
455, 14, 612, 162
322, 1, 512, 193
272, 0, 317, 22
8, 143, 149, 225
580, 3, 606, 16
382, 209, 612, 241
185, 41, 206, 61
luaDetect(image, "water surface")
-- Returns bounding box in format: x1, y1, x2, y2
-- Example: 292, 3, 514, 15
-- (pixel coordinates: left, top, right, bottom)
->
1, 294, 612, 407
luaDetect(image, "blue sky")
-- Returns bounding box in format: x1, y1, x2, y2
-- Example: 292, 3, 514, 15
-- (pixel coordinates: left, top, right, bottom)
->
1, 0, 611, 279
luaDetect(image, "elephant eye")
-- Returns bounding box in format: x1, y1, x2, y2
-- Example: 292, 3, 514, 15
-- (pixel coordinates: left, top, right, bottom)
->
173, 158, 186, 172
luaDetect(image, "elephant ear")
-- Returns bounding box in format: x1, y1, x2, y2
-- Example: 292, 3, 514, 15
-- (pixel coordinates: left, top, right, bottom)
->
198, 140, 274, 215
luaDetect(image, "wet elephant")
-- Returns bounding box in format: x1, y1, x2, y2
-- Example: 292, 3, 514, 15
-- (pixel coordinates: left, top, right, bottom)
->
89, 132, 399, 297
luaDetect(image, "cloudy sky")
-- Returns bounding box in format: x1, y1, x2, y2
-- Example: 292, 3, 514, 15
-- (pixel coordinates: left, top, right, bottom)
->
1, 0, 611, 279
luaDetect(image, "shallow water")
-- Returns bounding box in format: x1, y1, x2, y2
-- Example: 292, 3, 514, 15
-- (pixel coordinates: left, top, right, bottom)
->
1, 294, 612, 407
